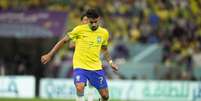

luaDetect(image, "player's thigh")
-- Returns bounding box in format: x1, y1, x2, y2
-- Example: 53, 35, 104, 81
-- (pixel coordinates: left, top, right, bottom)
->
88, 70, 108, 90
73, 69, 88, 89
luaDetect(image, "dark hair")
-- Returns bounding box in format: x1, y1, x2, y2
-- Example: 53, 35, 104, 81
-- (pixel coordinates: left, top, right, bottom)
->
86, 9, 100, 19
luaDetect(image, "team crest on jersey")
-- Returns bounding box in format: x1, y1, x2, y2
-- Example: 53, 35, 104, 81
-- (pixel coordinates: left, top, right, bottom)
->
97, 36, 102, 43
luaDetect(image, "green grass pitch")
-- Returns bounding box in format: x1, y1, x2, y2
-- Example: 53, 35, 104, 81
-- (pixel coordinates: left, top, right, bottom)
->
0, 98, 123, 101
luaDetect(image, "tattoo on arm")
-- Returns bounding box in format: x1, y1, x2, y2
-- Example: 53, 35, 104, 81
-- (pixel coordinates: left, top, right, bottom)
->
102, 45, 112, 63
49, 35, 69, 56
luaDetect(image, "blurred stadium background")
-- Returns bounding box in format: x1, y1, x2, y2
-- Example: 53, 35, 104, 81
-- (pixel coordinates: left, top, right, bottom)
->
0, 0, 201, 101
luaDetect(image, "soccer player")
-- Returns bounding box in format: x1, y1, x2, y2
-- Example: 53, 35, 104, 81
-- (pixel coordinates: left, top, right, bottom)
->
80, 13, 89, 24
80, 13, 94, 101
41, 9, 118, 101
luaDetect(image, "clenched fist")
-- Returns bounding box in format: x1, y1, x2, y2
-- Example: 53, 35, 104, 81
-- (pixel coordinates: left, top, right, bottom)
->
41, 53, 52, 64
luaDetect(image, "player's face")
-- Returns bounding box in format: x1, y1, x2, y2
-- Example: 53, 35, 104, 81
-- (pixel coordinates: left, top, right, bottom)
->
81, 16, 88, 24
89, 17, 99, 31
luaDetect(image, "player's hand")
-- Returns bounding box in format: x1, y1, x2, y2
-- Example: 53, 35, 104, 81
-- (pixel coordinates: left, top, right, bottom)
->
41, 53, 52, 64
110, 63, 118, 71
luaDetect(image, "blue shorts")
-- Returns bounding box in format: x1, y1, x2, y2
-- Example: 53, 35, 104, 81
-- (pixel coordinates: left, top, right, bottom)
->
73, 68, 108, 90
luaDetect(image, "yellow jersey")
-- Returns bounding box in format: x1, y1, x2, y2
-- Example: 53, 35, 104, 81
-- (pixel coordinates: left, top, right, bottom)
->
67, 24, 109, 70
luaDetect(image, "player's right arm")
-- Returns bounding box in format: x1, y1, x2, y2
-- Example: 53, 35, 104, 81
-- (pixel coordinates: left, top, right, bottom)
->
41, 25, 80, 64
41, 35, 69, 64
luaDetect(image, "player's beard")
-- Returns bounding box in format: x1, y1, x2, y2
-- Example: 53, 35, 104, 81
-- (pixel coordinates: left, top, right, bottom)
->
91, 25, 98, 31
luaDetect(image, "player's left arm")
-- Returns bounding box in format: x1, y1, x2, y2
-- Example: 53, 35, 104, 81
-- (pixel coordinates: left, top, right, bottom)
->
102, 45, 118, 71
